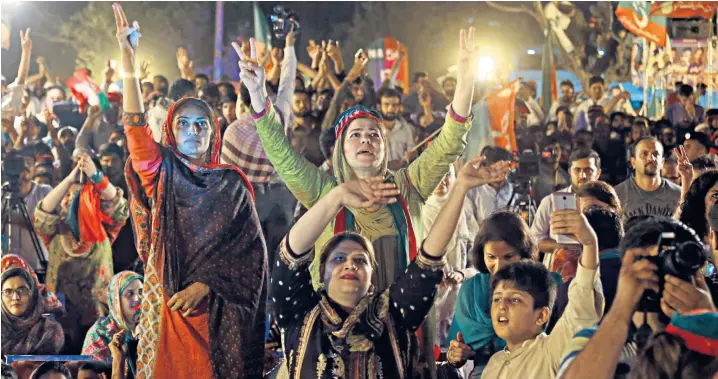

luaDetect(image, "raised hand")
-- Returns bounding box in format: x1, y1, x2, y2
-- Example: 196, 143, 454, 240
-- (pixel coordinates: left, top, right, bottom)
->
103, 59, 116, 83
549, 209, 597, 247
139, 60, 151, 81
176, 47, 194, 77
326, 40, 342, 62
674, 145, 693, 185
77, 151, 99, 178
317, 50, 330, 76
337, 176, 400, 209
20, 28, 31, 53
456, 27, 478, 87
87, 104, 104, 121
232, 38, 267, 98
451, 27, 478, 118
113, 3, 136, 59
285, 24, 297, 48
456, 155, 512, 191
109, 331, 127, 362
346, 49, 369, 82
307, 40, 321, 62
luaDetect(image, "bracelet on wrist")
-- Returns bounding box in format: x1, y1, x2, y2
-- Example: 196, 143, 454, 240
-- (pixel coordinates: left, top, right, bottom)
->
89, 171, 105, 185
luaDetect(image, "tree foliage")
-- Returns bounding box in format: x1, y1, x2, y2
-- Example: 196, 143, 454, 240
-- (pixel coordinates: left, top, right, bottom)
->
332, 2, 543, 82
487, 1, 632, 88
57, 2, 213, 81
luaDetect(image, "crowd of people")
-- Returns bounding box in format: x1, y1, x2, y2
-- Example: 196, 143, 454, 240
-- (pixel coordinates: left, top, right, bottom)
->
1, 3, 717, 379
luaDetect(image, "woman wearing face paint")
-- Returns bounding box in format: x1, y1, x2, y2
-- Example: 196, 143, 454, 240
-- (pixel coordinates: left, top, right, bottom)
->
271, 155, 511, 378
82, 271, 143, 377
112, 4, 267, 379
243, 29, 479, 294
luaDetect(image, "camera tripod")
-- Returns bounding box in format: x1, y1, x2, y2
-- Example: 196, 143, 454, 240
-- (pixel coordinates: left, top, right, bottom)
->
2, 185, 48, 281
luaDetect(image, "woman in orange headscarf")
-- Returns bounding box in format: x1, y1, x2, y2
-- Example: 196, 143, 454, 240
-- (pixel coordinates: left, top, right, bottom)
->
113, 4, 267, 378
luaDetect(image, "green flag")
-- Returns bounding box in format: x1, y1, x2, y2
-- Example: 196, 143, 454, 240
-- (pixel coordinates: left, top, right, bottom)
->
253, 2, 271, 65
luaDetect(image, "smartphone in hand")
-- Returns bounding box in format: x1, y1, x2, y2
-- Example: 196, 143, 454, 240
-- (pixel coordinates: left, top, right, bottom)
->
550, 192, 579, 245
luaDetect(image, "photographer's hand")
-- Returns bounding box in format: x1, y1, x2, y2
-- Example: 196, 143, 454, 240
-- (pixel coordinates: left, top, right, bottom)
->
612, 246, 660, 321
660, 272, 715, 317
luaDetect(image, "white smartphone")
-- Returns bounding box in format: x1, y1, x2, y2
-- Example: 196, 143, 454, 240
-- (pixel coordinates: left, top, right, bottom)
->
550, 192, 579, 245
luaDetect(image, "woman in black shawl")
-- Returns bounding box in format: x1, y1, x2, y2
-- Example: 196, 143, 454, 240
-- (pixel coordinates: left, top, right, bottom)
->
112, 4, 267, 378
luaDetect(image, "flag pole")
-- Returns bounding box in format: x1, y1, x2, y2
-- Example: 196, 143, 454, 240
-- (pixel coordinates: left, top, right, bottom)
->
213, 1, 225, 82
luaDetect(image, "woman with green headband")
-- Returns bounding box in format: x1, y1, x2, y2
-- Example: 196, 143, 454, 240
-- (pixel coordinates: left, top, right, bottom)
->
237, 28, 480, 294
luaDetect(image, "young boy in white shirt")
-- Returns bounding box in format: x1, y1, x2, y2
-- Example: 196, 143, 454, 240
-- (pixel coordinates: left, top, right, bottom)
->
482, 208, 604, 379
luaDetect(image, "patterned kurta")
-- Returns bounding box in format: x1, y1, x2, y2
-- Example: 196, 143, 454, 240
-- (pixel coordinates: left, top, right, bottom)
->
124, 99, 267, 379
34, 189, 128, 324
271, 237, 446, 379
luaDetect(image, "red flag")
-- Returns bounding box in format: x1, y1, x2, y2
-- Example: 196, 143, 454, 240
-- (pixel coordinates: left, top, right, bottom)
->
487, 80, 520, 152
551, 63, 558, 102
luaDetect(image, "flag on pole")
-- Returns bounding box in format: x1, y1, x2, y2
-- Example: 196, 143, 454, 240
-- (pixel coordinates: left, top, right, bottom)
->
487, 80, 521, 152
616, 1, 668, 47
253, 2, 272, 68
367, 38, 410, 94
541, 30, 555, 117
66, 68, 108, 115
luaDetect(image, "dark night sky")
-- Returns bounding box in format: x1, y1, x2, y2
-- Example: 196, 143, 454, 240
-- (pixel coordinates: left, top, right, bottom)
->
1, 2, 581, 82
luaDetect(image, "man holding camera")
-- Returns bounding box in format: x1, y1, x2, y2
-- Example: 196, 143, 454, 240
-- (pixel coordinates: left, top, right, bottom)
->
2, 150, 51, 272
556, 217, 715, 379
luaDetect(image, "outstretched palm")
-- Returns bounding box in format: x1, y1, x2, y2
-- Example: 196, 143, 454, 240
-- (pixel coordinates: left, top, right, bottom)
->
458, 155, 512, 190
232, 38, 266, 95
340, 176, 399, 209
456, 27, 478, 88
113, 3, 135, 58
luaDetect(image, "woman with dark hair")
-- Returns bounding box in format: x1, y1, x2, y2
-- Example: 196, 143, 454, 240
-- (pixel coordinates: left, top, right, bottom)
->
271, 155, 510, 378
1, 268, 64, 355
677, 170, 718, 242
244, 27, 478, 294
28, 362, 71, 379
445, 211, 560, 377
113, 4, 267, 378
575, 181, 621, 213
34, 150, 127, 353
1, 254, 64, 316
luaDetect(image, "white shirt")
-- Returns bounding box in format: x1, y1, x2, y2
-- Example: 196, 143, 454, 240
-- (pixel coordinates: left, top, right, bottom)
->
383, 117, 415, 162
466, 181, 515, 223
531, 186, 572, 241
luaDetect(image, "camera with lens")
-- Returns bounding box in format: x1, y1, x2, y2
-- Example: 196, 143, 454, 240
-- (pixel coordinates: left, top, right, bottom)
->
2, 152, 26, 196
515, 149, 541, 179
637, 232, 706, 313
270, 5, 300, 39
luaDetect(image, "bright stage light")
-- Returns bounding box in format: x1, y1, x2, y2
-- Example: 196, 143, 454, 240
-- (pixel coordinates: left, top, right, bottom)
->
527, 49, 536, 55
477, 56, 496, 81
